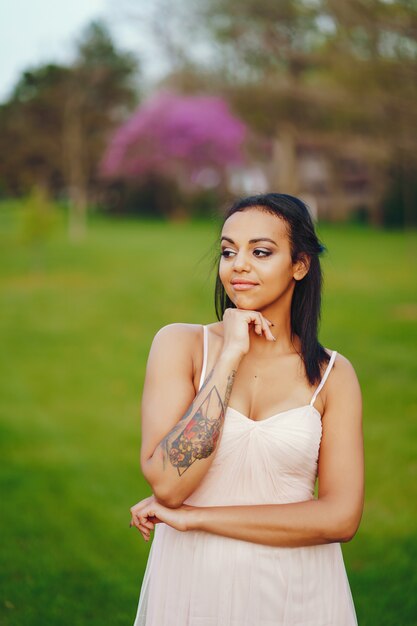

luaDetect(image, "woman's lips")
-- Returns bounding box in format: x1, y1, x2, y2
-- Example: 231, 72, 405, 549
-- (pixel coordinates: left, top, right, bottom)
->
231, 281, 258, 291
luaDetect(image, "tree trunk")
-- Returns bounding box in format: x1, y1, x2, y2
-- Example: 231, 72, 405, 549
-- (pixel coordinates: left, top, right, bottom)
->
271, 124, 299, 194
327, 154, 349, 222
63, 87, 88, 242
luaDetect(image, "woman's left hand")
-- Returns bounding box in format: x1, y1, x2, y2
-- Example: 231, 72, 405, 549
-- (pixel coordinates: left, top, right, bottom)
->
130, 495, 196, 541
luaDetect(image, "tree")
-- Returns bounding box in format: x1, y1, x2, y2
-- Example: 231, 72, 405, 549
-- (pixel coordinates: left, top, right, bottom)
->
205, 0, 417, 225
100, 91, 246, 218
319, 0, 417, 225
64, 21, 139, 239
126, 0, 417, 225
0, 20, 139, 239
0, 64, 71, 197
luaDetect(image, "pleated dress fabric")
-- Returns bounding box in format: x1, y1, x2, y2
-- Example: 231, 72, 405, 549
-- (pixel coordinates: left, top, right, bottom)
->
133, 326, 358, 626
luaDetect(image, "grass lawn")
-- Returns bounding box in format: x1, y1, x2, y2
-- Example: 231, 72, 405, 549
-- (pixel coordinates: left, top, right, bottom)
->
1, 204, 416, 625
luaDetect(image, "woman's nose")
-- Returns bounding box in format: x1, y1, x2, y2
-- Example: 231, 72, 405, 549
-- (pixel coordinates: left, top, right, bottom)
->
232, 251, 251, 272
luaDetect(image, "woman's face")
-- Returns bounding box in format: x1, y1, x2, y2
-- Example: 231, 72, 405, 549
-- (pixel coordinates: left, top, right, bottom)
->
219, 207, 307, 311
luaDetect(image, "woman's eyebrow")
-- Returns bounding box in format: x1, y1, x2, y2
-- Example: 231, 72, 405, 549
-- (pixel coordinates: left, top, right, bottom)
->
221, 236, 278, 245
249, 237, 278, 245
220, 236, 235, 244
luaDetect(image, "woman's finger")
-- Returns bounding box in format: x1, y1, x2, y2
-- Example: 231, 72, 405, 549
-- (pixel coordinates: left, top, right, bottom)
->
260, 315, 276, 341
130, 503, 154, 527
254, 312, 274, 341
132, 515, 152, 540
137, 513, 152, 529
139, 527, 150, 541
130, 511, 147, 529
130, 514, 140, 530
254, 313, 271, 341
254, 320, 262, 335
139, 514, 154, 530
140, 526, 151, 540
136, 521, 150, 535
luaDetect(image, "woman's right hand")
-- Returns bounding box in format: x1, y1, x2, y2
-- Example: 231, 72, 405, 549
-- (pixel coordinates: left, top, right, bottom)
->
221, 308, 275, 359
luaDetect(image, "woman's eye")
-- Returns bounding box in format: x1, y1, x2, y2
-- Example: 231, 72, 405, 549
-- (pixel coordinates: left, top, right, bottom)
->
253, 249, 272, 257
221, 249, 235, 258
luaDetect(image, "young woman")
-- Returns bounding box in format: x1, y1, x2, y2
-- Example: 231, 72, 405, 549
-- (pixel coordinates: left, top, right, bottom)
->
130, 193, 364, 626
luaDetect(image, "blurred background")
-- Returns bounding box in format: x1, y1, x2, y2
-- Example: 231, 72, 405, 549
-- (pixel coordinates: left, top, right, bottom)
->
0, 1, 416, 624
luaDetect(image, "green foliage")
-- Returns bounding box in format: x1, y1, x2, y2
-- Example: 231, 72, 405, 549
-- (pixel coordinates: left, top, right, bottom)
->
10, 63, 72, 104
165, 0, 417, 224
76, 21, 138, 100
0, 20, 139, 201
20, 187, 59, 246
381, 162, 417, 227
0, 65, 69, 197
0, 205, 416, 624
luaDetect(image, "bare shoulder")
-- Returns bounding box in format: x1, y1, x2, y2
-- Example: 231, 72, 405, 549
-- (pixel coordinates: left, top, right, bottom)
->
153, 322, 202, 344
323, 350, 362, 416
143, 323, 205, 386
150, 322, 203, 358
331, 351, 360, 385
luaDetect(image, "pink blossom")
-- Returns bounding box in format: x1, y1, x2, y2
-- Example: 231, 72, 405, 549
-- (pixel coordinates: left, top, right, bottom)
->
100, 91, 246, 188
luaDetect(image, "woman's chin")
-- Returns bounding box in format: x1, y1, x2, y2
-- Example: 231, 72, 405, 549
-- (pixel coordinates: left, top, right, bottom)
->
232, 295, 259, 310
232, 294, 276, 312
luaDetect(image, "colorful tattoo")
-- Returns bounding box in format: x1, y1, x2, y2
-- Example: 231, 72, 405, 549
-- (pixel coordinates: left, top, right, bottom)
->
160, 367, 237, 476
166, 386, 224, 475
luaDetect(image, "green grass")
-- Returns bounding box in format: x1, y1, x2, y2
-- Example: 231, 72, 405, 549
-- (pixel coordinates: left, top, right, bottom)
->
1, 205, 416, 625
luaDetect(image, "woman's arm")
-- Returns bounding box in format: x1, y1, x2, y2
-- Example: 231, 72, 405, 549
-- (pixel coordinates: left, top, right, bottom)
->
133, 354, 364, 545
140, 324, 238, 508
140, 312, 275, 508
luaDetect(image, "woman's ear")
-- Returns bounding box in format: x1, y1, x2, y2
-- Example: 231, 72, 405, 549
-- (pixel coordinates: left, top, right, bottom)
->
293, 254, 311, 281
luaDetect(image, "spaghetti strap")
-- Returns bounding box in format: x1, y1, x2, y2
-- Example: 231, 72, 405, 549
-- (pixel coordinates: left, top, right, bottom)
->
310, 350, 337, 407
198, 325, 208, 392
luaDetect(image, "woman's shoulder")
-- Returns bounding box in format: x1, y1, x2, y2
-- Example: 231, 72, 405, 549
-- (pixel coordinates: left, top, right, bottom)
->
153, 322, 204, 345
151, 321, 224, 363
147, 324, 205, 372
324, 348, 361, 399
155, 320, 224, 338
326, 348, 357, 373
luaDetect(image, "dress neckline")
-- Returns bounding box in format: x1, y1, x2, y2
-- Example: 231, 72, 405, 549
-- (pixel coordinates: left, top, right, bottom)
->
227, 403, 322, 424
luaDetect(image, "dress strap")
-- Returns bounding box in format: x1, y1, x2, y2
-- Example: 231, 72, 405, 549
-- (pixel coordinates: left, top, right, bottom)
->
198, 325, 208, 392
309, 350, 337, 407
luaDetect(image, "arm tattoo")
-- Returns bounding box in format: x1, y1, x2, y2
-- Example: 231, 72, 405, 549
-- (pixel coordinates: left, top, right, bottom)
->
223, 369, 236, 409
161, 368, 237, 476
166, 386, 223, 475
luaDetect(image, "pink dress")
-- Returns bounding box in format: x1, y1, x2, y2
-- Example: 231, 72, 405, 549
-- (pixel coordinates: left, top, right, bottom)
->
133, 326, 358, 625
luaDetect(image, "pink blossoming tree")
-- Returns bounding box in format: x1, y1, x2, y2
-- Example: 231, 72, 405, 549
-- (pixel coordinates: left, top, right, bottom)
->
100, 91, 246, 217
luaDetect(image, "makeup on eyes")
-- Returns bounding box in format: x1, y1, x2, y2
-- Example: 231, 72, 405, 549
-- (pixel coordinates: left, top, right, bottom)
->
220, 246, 273, 258
220, 236, 277, 256
253, 248, 272, 257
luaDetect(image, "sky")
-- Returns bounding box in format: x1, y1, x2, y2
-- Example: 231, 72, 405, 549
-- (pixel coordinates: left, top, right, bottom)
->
0, 0, 165, 102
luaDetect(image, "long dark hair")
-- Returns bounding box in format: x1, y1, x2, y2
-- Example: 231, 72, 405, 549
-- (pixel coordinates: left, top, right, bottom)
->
214, 193, 329, 385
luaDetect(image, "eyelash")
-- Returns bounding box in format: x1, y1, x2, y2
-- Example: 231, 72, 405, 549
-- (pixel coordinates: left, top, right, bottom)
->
221, 249, 272, 258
